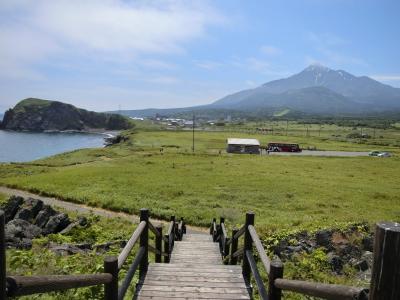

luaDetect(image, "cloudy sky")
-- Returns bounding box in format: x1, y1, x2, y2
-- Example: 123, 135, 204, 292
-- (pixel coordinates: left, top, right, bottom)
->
0, 0, 399, 112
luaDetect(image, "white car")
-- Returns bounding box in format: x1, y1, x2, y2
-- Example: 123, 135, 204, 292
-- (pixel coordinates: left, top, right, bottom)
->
377, 152, 392, 158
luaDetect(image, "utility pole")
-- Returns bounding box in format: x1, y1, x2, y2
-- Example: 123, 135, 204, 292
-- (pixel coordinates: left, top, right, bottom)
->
192, 113, 195, 153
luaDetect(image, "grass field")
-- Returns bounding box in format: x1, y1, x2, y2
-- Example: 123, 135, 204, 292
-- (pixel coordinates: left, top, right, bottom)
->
1, 129, 399, 232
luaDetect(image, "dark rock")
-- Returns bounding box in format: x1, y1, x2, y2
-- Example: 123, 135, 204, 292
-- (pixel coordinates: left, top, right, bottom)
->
25, 198, 44, 217
339, 244, 361, 259
361, 236, 373, 252
315, 230, 332, 248
43, 213, 71, 235
327, 252, 343, 273
1, 196, 23, 222
354, 259, 369, 271
14, 208, 32, 221
77, 216, 88, 226
274, 240, 289, 256
287, 245, 303, 253
59, 222, 79, 234
75, 243, 92, 250
5, 219, 42, 240
35, 205, 57, 228
49, 244, 86, 255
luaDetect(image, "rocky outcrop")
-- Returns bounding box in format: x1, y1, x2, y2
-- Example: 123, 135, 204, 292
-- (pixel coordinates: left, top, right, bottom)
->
271, 223, 375, 279
1, 196, 74, 248
1, 196, 126, 255
0, 98, 133, 132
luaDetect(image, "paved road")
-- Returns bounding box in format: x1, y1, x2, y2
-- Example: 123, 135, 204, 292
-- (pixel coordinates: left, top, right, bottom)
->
267, 150, 370, 157
0, 186, 207, 233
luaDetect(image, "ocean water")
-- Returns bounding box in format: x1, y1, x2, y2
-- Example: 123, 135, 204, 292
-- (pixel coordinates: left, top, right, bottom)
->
0, 130, 106, 162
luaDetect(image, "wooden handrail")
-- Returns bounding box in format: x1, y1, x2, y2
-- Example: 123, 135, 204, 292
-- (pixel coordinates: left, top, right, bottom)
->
232, 246, 244, 258
232, 224, 245, 240
248, 225, 271, 274
118, 221, 146, 269
6, 274, 112, 297
118, 246, 145, 300
274, 279, 369, 300
148, 221, 161, 238
167, 220, 174, 236
246, 250, 268, 300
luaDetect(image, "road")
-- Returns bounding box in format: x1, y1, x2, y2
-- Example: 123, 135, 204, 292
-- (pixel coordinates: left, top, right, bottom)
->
267, 150, 370, 157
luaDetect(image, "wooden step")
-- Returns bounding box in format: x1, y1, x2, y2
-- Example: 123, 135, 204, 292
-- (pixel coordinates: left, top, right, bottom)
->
134, 233, 250, 300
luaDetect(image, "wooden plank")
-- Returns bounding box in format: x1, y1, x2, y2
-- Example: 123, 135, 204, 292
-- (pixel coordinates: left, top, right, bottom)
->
136, 290, 250, 299
137, 284, 249, 294
148, 263, 241, 269
147, 267, 241, 274
145, 271, 243, 278
142, 275, 246, 283
141, 280, 247, 289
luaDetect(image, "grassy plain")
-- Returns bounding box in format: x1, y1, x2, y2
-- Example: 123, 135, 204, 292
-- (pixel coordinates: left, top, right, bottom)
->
1, 129, 399, 232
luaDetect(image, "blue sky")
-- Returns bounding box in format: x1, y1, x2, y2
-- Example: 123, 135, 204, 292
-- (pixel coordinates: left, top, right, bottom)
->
0, 0, 399, 112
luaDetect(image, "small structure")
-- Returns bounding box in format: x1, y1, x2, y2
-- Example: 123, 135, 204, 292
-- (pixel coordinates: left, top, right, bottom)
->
226, 138, 260, 154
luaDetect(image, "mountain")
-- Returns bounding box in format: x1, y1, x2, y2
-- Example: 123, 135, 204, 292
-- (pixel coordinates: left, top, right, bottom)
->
0, 98, 133, 132
109, 64, 400, 118
212, 64, 400, 113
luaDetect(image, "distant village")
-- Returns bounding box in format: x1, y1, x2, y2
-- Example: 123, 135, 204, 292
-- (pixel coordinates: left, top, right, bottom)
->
129, 114, 234, 130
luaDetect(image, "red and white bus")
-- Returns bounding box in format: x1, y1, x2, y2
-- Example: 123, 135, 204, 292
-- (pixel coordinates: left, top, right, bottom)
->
267, 142, 301, 152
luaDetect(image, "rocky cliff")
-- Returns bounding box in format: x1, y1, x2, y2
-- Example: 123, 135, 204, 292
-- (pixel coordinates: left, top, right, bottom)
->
0, 98, 133, 131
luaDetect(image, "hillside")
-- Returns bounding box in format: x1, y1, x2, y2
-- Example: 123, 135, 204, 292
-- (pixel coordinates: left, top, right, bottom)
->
0, 98, 133, 132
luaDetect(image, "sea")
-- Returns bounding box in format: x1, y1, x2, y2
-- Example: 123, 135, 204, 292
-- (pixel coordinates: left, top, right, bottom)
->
0, 130, 108, 162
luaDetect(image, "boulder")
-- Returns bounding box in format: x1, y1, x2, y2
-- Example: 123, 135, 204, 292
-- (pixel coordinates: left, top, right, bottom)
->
327, 252, 343, 273
315, 230, 332, 248
361, 236, 373, 252
35, 205, 57, 228
77, 216, 88, 226
48, 244, 86, 256
1, 196, 24, 222
5, 219, 42, 240
43, 213, 71, 235
353, 259, 369, 272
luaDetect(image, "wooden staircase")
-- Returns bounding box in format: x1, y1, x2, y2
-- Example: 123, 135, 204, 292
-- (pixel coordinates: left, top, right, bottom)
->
135, 233, 251, 299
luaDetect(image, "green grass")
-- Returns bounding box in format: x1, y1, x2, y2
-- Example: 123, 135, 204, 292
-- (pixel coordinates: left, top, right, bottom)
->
1, 130, 399, 231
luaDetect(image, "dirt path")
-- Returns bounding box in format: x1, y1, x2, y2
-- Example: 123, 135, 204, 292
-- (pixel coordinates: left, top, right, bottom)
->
0, 186, 207, 233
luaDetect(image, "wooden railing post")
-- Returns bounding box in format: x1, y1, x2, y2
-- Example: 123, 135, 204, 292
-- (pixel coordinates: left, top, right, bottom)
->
155, 225, 162, 263
0, 210, 6, 300
268, 260, 284, 300
219, 217, 225, 253
139, 209, 149, 279
164, 233, 170, 263
104, 256, 118, 300
212, 218, 217, 242
182, 218, 186, 234
171, 216, 176, 244
369, 221, 400, 300
242, 212, 255, 286
230, 228, 239, 265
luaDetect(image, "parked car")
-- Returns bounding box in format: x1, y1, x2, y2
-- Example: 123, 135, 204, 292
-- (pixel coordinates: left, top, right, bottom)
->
377, 152, 392, 158
369, 151, 381, 156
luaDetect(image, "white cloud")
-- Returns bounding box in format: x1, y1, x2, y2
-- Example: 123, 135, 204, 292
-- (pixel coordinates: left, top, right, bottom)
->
260, 45, 281, 56
0, 0, 224, 79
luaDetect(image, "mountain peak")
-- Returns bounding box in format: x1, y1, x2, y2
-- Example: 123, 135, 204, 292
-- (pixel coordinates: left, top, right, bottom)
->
304, 63, 331, 72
